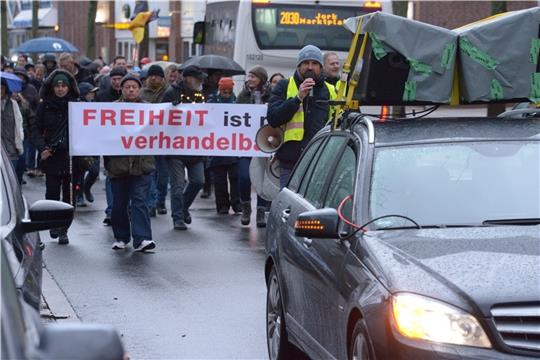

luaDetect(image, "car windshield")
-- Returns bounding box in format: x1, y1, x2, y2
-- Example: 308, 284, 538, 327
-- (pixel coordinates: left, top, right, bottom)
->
370, 141, 540, 228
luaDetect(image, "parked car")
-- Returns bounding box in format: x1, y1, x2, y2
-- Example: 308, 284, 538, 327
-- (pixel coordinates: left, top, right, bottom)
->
1, 240, 126, 360
265, 115, 540, 359
1, 147, 75, 309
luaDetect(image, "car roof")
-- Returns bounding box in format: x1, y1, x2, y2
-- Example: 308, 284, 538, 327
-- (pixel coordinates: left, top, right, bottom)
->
362, 117, 540, 146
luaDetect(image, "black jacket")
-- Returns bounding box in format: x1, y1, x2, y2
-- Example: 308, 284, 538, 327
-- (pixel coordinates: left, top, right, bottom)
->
95, 86, 121, 102
74, 64, 95, 86
267, 71, 332, 167
162, 81, 205, 162
32, 69, 79, 174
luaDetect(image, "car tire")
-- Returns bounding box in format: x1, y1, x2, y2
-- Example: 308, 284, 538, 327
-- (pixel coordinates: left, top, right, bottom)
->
266, 267, 295, 360
349, 319, 375, 360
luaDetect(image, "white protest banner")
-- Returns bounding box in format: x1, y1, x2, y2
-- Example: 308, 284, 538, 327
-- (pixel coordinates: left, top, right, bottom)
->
68, 102, 270, 156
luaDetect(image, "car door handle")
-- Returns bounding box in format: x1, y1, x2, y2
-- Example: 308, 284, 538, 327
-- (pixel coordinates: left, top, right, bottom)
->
281, 208, 291, 223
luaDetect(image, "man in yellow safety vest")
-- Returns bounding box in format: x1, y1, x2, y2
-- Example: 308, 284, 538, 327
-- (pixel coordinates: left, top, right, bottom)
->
267, 45, 336, 188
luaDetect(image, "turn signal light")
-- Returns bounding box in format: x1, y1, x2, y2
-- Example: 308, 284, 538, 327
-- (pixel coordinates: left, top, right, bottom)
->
294, 220, 324, 231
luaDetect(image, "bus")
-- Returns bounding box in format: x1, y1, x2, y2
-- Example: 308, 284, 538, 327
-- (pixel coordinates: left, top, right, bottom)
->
195, 0, 392, 93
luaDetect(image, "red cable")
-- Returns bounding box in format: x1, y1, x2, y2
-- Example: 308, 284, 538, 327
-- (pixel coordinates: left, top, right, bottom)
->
337, 195, 366, 231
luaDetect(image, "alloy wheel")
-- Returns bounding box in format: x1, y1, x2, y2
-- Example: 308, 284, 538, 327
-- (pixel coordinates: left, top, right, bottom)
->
267, 273, 282, 360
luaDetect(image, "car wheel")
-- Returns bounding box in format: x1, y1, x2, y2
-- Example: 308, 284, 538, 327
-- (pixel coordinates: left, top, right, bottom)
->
349, 319, 374, 360
266, 267, 294, 360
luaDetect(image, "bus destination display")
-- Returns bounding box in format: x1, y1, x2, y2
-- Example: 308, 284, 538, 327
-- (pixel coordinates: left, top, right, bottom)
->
278, 10, 346, 26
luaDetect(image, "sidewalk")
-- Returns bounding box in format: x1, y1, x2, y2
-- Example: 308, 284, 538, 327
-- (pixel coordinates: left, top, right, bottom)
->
40, 266, 80, 323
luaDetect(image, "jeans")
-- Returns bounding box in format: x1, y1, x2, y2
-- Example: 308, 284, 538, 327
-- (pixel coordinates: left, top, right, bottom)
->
23, 138, 36, 170
110, 174, 152, 247
213, 163, 240, 211
167, 158, 204, 222
238, 157, 269, 208
84, 156, 100, 193
146, 170, 157, 209
155, 156, 169, 205
279, 165, 293, 190
105, 176, 113, 216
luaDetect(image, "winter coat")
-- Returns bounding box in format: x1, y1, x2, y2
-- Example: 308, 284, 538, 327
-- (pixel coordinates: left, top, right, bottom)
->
1, 98, 24, 159
104, 97, 155, 178
267, 70, 333, 167
74, 64, 95, 86
140, 82, 169, 103
236, 82, 271, 105
32, 69, 80, 174
162, 81, 205, 163
95, 85, 122, 102
207, 92, 238, 168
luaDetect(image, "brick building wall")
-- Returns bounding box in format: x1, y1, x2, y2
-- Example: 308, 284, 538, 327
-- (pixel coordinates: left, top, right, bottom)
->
56, 0, 115, 62
414, 1, 537, 29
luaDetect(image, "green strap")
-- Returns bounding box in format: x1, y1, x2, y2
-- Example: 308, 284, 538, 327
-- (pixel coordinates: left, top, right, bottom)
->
408, 58, 432, 77
441, 43, 456, 70
460, 38, 499, 70
530, 39, 540, 65
490, 79, 503, 100
369, 32, 387, 60
530, 73, 540, 101
403, 81, 417, 102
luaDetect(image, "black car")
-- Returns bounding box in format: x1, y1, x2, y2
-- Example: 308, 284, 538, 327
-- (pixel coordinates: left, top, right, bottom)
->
265, 115, 540, 359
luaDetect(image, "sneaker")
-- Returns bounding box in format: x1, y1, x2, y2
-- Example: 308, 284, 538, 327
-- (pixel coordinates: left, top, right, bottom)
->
76, 195, 87, 207
184, 211, 192, 224
134, 240, 156, 252
103, 216, 111, 226
49, 228, 60, 239
174, 220, 187, 230
256, 207, 267, 228
241, 203, 251, 225
157, 203, 167, 215
232, 203, 242, 214
58, 233, 69, 245
149, 207, 157, 217
112, 241, 126, 250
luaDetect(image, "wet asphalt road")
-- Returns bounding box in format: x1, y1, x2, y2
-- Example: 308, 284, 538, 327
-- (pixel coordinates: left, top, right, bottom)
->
24, 175, 269, 359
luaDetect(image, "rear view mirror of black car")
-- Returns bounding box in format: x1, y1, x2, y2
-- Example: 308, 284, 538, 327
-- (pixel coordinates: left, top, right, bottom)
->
295, 208, 339, 239
22, 200, 74, 233
33, 323, 125, 360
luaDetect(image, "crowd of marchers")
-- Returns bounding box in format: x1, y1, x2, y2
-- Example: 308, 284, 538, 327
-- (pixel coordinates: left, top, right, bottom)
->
1, 46, 341, 252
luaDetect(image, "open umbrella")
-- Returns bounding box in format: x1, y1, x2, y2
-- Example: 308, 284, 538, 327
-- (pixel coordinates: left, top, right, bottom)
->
1, 71, 23, 93
179, 55, 245, 76
142, 61, 180, 71
16, 37, 78, 53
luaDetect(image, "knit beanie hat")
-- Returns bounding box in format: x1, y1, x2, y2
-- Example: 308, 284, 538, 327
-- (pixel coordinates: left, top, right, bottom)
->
120, 74, 142, 88
218, 77, 234, 91
109, 66, 127, 78
248, 66, 268, 84
52, 73, 70, 86
147, 64, 165, 78
297, 45, 323, 67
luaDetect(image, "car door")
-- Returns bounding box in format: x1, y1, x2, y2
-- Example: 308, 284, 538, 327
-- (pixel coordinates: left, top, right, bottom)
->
299, 137, 359, 357
280, 135, 351, 356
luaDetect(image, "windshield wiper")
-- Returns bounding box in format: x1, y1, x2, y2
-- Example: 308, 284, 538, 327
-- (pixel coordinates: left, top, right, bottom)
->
482, 218, 540, 226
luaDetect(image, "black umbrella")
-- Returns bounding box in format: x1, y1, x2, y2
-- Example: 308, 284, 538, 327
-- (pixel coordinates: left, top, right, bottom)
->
179, 55, 245, 76
16, 37, 78, 53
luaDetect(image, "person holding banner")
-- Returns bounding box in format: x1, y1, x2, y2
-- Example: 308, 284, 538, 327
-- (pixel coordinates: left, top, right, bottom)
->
267, 45, 336, 188
104, 74, 156, 252
162, 65, 207, 231
32, 69, 80, 245
236, 66, 272, 227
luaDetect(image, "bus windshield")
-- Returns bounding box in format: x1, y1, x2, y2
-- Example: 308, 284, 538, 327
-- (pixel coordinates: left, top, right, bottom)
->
252, 4, 371, 51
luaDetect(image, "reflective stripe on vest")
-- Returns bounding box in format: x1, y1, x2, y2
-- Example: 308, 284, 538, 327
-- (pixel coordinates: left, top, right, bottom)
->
284, 77, 337, 143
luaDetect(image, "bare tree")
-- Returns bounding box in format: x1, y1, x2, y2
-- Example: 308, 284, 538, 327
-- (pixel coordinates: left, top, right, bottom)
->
86, 0, 98, 58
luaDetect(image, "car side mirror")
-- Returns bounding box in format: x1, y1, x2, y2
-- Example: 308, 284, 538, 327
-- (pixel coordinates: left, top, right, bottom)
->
32, 323, 125, 360
294, 208, 339, 239
22, 200, 74, 233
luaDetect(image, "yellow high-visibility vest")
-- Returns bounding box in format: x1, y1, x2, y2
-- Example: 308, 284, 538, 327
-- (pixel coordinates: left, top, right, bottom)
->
283, 77, 337, 143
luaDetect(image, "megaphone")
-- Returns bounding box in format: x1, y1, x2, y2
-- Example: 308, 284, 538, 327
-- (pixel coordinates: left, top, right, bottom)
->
256, 125, 283, 153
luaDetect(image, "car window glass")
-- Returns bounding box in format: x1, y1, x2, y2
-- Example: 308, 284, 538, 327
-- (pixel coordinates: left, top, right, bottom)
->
1, 171, 10, 226
288, 137, 324, 192
324, 145, 357, 211
303, 136, 347, 208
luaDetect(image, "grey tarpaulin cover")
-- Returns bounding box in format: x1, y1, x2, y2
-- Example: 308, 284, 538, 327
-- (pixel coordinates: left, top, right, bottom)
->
344, 12, 458, 104
454, 7, 540, 103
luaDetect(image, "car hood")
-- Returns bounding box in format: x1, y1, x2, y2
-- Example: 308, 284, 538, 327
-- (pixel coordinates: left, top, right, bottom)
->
362, 226, 540, 317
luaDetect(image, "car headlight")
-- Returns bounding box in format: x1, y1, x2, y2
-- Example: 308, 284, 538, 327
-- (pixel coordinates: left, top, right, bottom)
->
392, 293, 491, 348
